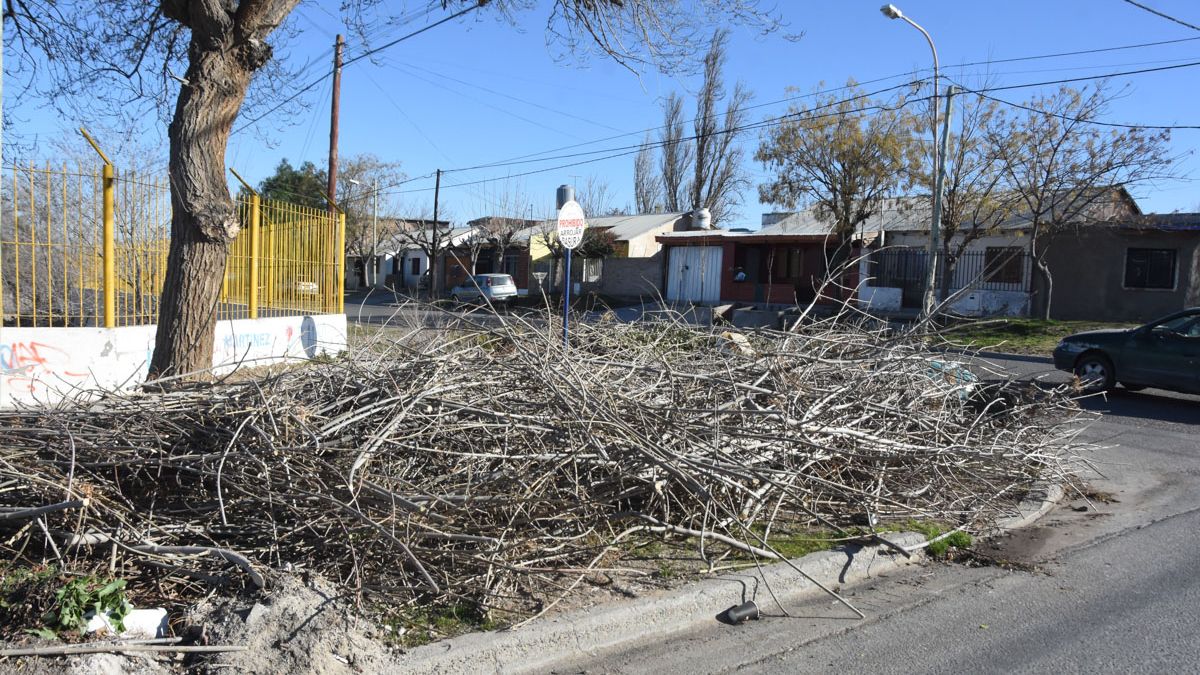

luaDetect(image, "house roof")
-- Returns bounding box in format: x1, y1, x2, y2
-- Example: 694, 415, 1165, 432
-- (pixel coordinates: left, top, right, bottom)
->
379, 226, 476, 253
523, 211, 691, 243
1122, 212, 1200, 232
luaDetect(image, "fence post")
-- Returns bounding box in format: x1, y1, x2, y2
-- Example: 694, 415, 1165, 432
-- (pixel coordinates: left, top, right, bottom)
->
80, 129, 116, 328
249, 194, 261, 319
336, 211, 346, 314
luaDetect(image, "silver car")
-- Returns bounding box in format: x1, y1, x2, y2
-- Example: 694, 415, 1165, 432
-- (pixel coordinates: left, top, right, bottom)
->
450, 273, 518, 305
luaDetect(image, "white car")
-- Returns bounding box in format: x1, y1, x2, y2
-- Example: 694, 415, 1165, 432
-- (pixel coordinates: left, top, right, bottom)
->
450, 274, 518, 305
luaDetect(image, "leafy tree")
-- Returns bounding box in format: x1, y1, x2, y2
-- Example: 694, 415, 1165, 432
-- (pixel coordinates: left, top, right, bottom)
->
989, 85, 1173, 319
756, 81, 920, 243
255, 160, 328, 209
5, 0, 781, 381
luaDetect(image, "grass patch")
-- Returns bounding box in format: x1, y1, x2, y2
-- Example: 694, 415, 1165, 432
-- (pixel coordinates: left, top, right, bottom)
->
940, 318, 1134, 355
382, 602, 503, 649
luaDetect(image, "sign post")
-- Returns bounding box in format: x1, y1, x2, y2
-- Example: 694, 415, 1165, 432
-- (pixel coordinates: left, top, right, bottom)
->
556, 200, 586, 349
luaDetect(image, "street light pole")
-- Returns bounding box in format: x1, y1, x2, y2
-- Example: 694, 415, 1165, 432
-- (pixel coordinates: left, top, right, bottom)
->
347, 178, 380, 286
371, 178, 378, 287
881, 4, 942, 317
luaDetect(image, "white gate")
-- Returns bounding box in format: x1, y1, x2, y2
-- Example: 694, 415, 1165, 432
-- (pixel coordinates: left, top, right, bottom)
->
666, 246, 723, 304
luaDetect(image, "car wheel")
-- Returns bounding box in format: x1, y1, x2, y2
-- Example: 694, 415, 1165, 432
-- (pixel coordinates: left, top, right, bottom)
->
1120, 382, 1147, 392
1074, 353, 1115, 392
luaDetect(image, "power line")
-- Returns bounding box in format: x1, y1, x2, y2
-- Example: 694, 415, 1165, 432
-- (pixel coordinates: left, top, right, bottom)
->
1122, 0, 1200, 32
960, 87, 1200, 130
381, 58, 1200, 199
232, 4, 482, 135
415, 35, 1200, 176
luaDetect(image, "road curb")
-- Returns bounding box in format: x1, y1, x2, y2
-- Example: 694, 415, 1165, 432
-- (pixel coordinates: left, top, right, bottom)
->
973, 350, 1054, 366
399, 533, 928, 674
995, 482, 1066, 532
397, 486, 1065, 674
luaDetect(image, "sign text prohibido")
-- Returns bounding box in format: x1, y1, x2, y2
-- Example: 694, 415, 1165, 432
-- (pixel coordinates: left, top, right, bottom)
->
557, 200, 586, 349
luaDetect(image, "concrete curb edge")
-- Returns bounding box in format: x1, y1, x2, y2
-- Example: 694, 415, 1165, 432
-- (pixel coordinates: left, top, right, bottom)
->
399, 485, 1065, 674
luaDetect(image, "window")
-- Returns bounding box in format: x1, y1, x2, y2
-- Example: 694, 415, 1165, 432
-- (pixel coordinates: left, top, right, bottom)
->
983, 247, 1024, 284
1125, 248, 1177, 289
582, 257, 603, 282
410, 257, 420, 276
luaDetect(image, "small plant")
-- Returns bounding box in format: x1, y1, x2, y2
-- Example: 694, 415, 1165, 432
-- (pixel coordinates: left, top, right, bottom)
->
41, 577, 130, 637
926, 530, 973, 558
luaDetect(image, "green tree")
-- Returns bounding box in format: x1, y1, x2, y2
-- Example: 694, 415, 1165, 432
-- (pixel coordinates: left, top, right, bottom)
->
756, 81, 920, 243
254, 160, 328, 209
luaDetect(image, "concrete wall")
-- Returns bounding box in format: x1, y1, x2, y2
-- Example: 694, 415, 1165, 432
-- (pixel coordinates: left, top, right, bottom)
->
587, 254, 664, 301
1, 314, 347, 408
1042, 229, 1200, 322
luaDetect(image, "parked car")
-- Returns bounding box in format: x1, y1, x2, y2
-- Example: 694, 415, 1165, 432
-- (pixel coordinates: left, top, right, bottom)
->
450, 274, 518, 305
1052, 308, 1200, 394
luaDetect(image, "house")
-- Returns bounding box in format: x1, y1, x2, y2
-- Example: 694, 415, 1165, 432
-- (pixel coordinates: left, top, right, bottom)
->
655, 211, 868, 307
1042, 212, 1200, 321
524, 211, 694, 300
376, 221, 470, 291
725, 189, 1200, 322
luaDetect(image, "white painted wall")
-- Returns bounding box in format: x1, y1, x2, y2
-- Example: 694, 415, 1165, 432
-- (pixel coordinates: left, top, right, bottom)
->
1, 314, 347, 408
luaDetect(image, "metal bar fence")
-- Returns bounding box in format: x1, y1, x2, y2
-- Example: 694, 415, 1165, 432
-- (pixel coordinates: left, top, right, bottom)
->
869, 247, 1032, 308
2, 162, 342, 327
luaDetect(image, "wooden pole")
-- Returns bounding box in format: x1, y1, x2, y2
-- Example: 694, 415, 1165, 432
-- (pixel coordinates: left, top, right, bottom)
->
327, 34, 344, 213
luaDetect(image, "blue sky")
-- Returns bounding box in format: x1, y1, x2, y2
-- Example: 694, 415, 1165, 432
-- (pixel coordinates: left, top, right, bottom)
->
8, 0, 1200, 227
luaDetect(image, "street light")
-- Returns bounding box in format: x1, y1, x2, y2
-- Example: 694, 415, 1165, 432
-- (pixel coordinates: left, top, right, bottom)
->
881, 4, 943, 317
347, 178, 379, 287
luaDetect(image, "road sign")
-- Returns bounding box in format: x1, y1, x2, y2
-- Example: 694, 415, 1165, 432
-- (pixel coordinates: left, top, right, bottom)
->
557, 200, 586, 250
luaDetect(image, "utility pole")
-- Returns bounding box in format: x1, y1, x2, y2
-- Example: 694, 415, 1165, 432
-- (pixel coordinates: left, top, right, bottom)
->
327, 34, 345, 212
431, 169, 442, 296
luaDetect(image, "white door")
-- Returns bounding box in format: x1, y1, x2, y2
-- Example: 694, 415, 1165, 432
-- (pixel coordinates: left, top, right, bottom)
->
667, 246, 723, 304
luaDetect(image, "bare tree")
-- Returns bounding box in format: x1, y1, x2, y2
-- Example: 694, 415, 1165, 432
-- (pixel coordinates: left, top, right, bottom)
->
391, 210, 457, 297
337, 154, 406, 285
933, 91, 1019, 301
689, 30, 751, 226
634, 133, 663, 214
576, 175, 625, 218
4, 0, 782, 381
756, 81, 920, 242
659, 93, 693, 212
989, 85, 1173, 319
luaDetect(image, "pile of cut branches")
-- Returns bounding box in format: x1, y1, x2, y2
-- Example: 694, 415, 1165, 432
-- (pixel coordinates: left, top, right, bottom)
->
0, 306, 1085, 622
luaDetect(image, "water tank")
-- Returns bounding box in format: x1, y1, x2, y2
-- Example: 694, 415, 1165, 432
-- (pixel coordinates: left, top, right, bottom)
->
556, 184, 575, 209
693, 207, 712, 230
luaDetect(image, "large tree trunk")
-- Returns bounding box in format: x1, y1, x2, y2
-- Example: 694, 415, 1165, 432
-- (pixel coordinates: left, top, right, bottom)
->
150, 1, 295, 381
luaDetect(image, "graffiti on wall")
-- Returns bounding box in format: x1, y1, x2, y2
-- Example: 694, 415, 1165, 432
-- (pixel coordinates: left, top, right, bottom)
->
0, 340, 90, 394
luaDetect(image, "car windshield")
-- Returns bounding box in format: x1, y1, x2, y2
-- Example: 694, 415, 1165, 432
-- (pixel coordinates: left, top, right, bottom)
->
1151, 314, 1200, 337
493, 275, 513, 285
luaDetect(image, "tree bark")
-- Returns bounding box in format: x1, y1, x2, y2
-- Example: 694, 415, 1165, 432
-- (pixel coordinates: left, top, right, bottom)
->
1035, 258, 1053, 321
150, 0, 297, 382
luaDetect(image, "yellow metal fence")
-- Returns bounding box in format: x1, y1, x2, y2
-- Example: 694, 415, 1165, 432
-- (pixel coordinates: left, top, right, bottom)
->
1, 162, 344, 328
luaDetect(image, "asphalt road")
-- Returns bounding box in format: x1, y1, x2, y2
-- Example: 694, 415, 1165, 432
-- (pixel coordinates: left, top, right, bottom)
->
563, 355, 1200, 675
